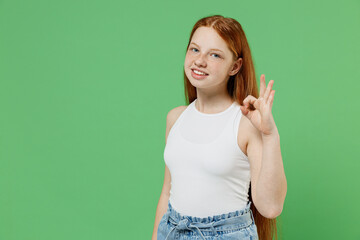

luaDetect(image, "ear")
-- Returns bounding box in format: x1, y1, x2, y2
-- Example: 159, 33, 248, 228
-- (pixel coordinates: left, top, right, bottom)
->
229, 57, 242, 76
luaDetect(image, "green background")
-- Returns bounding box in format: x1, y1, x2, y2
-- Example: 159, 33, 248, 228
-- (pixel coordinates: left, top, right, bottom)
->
1, 0, 359, 239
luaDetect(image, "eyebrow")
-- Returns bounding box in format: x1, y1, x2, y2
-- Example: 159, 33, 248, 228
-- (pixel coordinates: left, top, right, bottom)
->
189, 42, 224, 53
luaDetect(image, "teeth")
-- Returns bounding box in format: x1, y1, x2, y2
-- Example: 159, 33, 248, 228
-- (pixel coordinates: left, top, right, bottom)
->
193, 69, 207, 75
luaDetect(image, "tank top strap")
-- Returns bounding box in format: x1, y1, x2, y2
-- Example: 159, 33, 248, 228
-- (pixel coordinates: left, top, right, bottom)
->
232, 103, 244, 144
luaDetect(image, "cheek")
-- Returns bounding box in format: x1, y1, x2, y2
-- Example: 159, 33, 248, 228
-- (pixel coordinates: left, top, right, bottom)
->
209, 63, 223, 73
184, 56, 190, 66
184, 54, 193, 63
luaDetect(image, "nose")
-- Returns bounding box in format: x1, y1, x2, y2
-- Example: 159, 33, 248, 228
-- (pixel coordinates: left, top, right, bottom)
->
194, 53, 207, 67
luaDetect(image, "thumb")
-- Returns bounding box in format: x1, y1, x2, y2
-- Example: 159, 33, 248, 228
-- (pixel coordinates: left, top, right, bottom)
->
240, 105, 249, 116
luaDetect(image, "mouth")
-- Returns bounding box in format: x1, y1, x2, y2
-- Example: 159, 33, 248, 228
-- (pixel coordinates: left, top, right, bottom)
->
191, 69, 209, 76
191, 68, 209, 79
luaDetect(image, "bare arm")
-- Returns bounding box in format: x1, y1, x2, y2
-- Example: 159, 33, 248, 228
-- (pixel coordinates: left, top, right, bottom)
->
247, 125, 287, 219
151, 105, 187, 240
151, 176, 170, 240
258, 131, 286, 217
241, 74, 287, 219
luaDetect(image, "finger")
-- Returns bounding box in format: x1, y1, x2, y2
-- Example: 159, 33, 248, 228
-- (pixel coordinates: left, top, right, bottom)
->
240, 104, 248, 115
243, 95, 259, 111
269, 90, 275, 108
240, 103, 253, 119
264, 79, 274, 103
259, 74, 266, 98
243, 95, 258, 106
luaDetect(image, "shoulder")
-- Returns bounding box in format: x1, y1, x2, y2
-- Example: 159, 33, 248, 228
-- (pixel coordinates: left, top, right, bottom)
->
239, 114, 262, 157
243, 116, 262, 142
237, 107, 262, 144
165, 105, 188, 143
166, 105, 188, 126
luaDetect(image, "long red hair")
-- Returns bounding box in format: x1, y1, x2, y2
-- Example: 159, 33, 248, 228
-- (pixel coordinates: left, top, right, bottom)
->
183, 15, 281, 240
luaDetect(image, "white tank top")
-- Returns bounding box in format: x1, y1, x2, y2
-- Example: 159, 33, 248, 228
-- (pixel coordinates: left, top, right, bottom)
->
164, 98, 251, 218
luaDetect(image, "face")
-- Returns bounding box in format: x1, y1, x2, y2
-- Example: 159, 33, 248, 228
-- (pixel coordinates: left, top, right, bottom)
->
184, 26, 242, 90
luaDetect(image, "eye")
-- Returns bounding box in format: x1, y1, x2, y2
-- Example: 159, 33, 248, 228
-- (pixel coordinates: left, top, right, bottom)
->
189, 48, 221, 59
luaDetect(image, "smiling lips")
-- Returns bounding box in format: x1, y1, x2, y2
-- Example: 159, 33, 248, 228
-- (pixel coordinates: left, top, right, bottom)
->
191, 68, 209, 79
191, 68, 208, 75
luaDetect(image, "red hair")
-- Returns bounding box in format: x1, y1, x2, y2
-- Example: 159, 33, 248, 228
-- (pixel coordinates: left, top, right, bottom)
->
183, 15, 282, 240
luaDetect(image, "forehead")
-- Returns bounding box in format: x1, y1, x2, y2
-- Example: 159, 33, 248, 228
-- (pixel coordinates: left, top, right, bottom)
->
190, 27, 230, 52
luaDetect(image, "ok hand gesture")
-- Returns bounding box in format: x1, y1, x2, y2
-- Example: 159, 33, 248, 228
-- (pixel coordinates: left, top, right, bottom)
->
240, 74, 278, 136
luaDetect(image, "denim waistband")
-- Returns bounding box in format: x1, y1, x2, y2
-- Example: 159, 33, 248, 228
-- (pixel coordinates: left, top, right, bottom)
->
164, 200, 255, 240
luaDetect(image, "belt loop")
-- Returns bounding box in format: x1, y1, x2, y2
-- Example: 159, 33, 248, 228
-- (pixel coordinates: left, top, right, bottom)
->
210, 223, 219, 237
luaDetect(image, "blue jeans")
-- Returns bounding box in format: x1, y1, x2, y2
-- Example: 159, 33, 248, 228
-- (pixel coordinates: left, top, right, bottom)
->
157, 200, 259, 239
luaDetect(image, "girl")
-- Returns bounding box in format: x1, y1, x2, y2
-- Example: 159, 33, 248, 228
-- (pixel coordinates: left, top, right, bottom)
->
153, 15, 287, 240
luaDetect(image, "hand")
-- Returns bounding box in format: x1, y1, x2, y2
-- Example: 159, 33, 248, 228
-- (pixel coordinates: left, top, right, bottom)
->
240, 74, 278, 136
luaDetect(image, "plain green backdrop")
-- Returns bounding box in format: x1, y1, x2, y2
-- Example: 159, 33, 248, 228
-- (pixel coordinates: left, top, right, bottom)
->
1, 0, 359, 239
